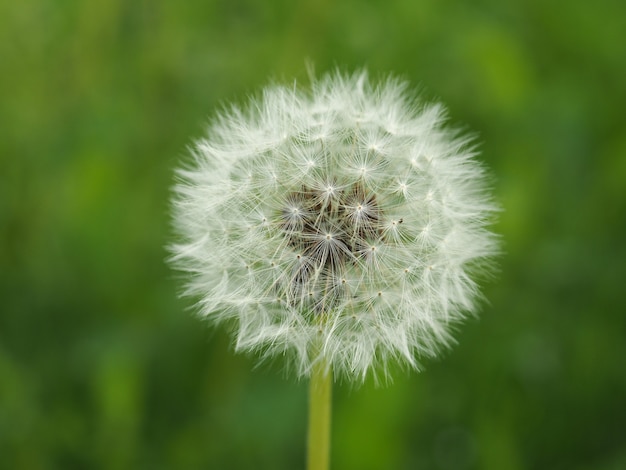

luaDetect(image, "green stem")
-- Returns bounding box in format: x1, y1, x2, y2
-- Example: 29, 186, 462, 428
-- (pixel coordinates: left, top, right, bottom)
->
307, 359, 332, 470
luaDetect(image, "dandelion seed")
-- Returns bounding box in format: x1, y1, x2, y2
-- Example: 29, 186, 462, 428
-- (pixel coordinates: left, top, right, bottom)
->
169, 70, 499, 382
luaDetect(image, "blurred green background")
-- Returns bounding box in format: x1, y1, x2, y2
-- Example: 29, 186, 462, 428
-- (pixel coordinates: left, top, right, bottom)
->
2, 0, 625, 469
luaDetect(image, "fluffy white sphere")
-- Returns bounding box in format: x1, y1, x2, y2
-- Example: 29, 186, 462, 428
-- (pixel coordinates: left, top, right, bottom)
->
170, 71, 499, 381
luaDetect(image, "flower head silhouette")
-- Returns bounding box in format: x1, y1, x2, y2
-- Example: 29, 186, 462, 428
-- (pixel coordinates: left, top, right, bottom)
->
170, 71, 499, 381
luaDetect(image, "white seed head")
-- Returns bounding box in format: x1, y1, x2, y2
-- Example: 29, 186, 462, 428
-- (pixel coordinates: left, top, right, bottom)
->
170, 71, 499, 382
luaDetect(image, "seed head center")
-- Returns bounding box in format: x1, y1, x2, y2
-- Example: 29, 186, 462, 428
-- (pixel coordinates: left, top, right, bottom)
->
277, 182, 387, 309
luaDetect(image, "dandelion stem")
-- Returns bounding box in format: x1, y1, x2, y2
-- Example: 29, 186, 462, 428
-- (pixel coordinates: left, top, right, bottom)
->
307, 358, 332, 470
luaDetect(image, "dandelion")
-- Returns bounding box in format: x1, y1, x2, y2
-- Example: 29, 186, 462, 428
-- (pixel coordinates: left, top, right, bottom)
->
169, 70, 499, 470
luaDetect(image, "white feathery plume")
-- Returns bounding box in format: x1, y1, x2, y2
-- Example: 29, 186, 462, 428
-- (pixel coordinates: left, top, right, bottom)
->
170, 71, 499, 382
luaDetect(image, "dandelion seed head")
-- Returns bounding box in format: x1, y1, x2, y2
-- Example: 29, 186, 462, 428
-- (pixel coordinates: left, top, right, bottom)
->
170, 71, 499, 381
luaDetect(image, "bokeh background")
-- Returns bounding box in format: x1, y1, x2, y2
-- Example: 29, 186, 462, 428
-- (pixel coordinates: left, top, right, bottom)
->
2, 0, 625, 468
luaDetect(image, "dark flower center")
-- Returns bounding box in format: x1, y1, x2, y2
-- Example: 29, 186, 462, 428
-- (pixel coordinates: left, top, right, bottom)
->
279, 183, 387, 310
